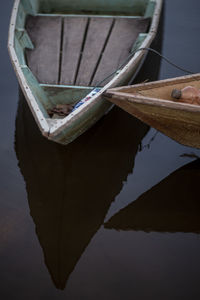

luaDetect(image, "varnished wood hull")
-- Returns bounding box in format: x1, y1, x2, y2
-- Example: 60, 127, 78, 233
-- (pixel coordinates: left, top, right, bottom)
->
105, 74, 200, 148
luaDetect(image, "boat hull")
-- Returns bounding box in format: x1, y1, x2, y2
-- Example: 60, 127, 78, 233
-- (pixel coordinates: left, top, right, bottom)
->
8, 0, 162, 145
105, 74, 200, 148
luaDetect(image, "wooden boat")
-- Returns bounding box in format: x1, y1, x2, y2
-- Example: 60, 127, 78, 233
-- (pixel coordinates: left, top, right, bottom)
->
105, 158, 200, 233
105, 73, 200, 149
8, 0, 162, 145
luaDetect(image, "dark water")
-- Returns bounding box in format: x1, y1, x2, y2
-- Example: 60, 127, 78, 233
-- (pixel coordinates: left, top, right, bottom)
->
1, 1, 200, 299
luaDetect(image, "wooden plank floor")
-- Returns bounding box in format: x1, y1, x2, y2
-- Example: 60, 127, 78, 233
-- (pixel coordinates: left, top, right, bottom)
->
60, 17, 88, 85
26, 16, 62, 84
91, 18, 150, 86
75, 17, 114, 86
25, 16, 150, 86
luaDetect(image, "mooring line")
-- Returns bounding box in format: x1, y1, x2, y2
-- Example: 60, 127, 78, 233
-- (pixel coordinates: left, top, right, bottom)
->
94, 47, 194, 88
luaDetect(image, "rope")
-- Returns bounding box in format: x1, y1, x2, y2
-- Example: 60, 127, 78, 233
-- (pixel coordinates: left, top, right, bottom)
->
72, 47, 195, 112
138, 47, 194, 75
95, 47, 194, 88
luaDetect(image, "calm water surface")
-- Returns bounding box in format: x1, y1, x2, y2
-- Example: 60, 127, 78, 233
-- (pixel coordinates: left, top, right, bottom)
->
1, 1, 200, 299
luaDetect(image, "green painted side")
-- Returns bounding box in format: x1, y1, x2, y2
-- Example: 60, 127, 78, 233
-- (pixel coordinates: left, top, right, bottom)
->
13, 0, 156, 145
131, 33, 148, 52
41, 85, 94, 106
15, 28, 34, 50
21, 67, 50, 116
21, 0, 39, 14
15, 1, 49, 118
144, 0, 156, 18
37, 0, 149, 16
14, 36, 26, 65
22, 66, 51, 118
51, 98, 112, 144
16, 2, 27, 28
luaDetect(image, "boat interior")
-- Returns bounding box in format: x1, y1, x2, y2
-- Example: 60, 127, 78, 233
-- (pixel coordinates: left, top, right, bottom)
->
13, 0, 156, 117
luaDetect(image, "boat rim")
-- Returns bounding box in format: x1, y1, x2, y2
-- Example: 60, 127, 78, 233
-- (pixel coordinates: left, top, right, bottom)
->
106, 73, 200, 113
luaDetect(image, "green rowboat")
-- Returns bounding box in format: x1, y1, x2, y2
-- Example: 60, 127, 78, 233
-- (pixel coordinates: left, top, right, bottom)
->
8, 0, 162, 144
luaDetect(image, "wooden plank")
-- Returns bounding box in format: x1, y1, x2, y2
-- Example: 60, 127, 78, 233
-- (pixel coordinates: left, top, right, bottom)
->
92, 18, 150, 86
26, 16, 62, 84
60, 17, 88, 85
75, 18, 113, 86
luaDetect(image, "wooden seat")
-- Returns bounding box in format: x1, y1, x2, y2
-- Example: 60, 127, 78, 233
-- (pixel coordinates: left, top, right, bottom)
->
26, 15, 150, 86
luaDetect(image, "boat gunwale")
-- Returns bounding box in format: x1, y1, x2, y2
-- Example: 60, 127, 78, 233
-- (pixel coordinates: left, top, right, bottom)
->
105, 91, 200, 113
8, 0, 163, 139
106, 73, 200, 113
8, 0, 50, 136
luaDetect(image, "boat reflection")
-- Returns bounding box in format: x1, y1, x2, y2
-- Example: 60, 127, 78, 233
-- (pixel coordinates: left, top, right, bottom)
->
15, 89, 148, 290
14, 6, 164, 288
105, 159, 200, 233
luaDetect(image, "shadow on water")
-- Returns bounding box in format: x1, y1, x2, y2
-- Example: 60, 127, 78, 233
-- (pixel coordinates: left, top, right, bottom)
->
105, 159, 200, 233
14, 5, 164, 292
15, 90, 149, 290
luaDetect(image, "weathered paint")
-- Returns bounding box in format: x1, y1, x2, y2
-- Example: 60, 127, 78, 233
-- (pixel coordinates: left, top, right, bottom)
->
131, 33, 148, 52
144, 0, 156, 18
8, 0, 162, 145
22, 67, 50, 116
8, 0, 50, 135
15, 2, 27, 28
15, 28, 34, 50
21, 0, 39, 15
48, 96, 112, 144
38, 0, 149, 15
14, 36, 26, 65
41, 85, 94, 106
